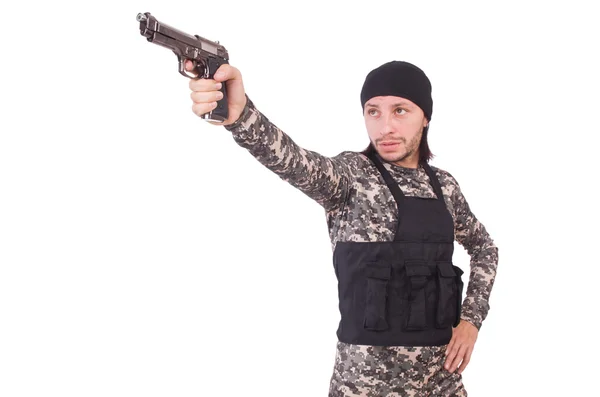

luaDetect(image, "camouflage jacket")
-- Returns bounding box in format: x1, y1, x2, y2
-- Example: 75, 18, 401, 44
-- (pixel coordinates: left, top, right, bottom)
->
224, 96, 498, 332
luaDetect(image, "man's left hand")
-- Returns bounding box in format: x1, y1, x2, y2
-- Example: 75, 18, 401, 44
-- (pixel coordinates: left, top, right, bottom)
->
444, 319, 478, 374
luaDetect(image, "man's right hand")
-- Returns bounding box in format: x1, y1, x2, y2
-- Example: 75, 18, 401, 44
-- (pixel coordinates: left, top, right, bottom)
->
185, 60, 247, 126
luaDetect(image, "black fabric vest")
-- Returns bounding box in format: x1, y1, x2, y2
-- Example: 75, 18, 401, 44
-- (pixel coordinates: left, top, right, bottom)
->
333, 151, 464, 346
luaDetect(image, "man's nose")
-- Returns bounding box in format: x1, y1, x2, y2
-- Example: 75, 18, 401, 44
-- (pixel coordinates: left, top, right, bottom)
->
379, 113, 395, 135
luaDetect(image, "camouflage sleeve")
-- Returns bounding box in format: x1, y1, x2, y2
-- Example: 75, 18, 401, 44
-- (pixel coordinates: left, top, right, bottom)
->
450, 176, 499, 331
223, 95, 352, 211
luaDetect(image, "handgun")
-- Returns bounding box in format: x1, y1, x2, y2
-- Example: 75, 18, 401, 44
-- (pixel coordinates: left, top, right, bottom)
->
136, 12, 229, 123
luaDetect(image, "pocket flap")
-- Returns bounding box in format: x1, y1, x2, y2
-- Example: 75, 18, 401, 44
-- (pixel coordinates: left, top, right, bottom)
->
437, 262, 456, 277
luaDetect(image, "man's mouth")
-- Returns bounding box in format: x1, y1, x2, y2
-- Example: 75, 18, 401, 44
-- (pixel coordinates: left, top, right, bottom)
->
380, 141, 401, 147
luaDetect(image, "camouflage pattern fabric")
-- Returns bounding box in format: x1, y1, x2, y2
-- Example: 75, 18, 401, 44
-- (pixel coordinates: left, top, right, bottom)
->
328, 341, 466, 396
225, 96, 498, 395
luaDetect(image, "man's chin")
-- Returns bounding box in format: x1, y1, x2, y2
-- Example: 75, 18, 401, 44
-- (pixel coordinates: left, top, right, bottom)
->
378, 149, 408, 163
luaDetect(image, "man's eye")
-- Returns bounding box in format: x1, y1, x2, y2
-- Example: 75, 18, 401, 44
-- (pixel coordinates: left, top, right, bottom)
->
368, 109, 378, 116
396, 108, 406, 115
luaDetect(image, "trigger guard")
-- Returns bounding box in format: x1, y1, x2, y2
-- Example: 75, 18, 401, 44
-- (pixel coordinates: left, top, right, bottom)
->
177, 56, 205, 79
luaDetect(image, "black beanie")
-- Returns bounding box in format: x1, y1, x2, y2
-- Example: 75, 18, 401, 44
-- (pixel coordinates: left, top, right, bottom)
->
360, 61, 433, 121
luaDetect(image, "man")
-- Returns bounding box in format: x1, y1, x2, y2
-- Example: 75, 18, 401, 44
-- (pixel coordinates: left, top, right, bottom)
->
186, 60, 498, 396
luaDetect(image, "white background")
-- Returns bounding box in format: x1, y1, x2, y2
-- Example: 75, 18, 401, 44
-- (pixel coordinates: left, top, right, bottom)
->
1, 1, 599, 396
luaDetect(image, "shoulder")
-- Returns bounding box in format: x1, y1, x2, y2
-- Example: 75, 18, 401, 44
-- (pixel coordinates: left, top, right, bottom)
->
332, 150, 369, 162
428, 164, 458, 184
428, 163, 463, 198
330, 150, 374, 171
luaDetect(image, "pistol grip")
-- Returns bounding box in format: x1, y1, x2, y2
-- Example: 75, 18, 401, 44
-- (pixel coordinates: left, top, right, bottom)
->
203, 57, 229, 123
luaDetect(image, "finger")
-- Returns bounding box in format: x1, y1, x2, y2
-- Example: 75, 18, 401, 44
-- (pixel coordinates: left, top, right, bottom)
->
185, 60, 195, 71
212, 64, 239, 82
444, 341, 458, 369
443, 340, 460, 371
457, 347, 473, 374
192, 101, 217, 118
189, 78, 221, 92
447, 344, 468, 373
190, 90, 223, 104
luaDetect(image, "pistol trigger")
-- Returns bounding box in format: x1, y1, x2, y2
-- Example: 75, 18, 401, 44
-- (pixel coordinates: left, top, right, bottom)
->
177, 55, 197, 78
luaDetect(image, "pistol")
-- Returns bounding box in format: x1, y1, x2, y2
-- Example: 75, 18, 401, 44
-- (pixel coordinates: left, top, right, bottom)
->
136, 12, 229, 123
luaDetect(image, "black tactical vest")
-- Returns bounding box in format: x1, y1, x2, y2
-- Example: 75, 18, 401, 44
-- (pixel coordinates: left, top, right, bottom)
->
333, 151, 464, 346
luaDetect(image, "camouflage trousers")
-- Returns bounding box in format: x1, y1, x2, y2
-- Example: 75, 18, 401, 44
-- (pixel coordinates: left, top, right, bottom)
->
328, 341, 467, 397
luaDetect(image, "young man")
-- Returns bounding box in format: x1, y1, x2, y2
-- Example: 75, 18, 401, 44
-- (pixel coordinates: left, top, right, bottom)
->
187, 60, 499, 396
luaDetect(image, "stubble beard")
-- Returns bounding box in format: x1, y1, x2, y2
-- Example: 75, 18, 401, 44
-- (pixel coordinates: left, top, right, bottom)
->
377, 131, 422, 164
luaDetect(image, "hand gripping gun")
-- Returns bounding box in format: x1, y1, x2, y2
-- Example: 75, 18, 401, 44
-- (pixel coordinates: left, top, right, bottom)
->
136, 12, 229, 123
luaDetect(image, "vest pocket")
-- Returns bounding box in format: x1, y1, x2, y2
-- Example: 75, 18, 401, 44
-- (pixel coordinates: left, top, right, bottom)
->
435, 262, 464, 328
363, 263, 391, 331
404, 262, 431, 331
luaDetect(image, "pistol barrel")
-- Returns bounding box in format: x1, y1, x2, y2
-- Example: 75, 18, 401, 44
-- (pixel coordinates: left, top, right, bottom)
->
137, 12, 228, 60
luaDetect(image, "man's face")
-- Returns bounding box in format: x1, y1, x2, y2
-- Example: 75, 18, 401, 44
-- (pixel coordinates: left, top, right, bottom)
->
364, 96, 429, 167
